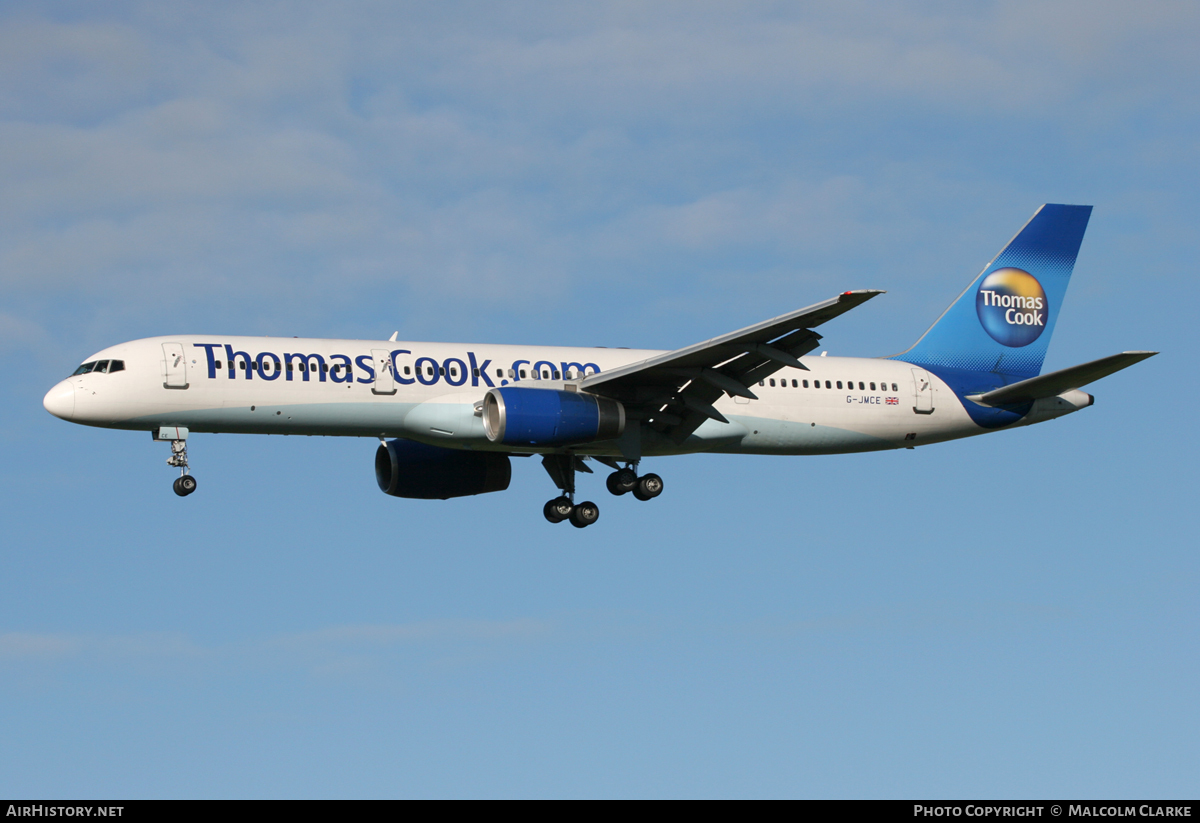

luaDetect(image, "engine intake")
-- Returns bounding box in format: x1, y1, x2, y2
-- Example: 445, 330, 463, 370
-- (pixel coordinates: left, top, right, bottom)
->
375, 439, 511, 499
482, 387, 625, 447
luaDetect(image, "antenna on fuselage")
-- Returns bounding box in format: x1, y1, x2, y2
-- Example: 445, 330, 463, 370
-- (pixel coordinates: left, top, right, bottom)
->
388, 331, 399, 342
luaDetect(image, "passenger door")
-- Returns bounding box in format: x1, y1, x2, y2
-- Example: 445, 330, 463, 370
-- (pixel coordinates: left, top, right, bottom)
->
162, 342, 188, 389
371, 348, 396, 395
911, 367, 934, 414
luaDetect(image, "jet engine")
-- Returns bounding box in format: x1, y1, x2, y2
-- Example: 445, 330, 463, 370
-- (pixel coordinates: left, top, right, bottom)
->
481, 387, 625, 447
375, 438, 511, 499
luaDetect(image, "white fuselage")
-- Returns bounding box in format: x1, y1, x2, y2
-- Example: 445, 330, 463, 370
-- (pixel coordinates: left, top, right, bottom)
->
43, 335, 1088, 457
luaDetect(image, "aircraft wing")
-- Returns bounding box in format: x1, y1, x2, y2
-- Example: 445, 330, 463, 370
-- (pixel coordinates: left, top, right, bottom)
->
967, 351, 1158, 407
581, 290, 884, 443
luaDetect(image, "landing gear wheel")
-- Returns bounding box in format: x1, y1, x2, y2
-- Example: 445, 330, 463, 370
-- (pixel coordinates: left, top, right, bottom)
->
632, 473, 663, 501
173, 475, 197, 497
606, 468, 638, 496
543, 496, 573, 524
569, 500, 600, 528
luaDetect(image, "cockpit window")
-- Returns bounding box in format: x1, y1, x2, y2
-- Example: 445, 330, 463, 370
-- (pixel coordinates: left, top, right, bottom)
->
70, 359, 124, 376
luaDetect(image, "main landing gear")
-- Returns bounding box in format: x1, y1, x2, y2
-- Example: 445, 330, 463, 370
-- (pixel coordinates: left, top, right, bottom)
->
605, 467, 663, 501
541, 455, 664, 527
541, 454, 599, 528
543, 496, 599, 528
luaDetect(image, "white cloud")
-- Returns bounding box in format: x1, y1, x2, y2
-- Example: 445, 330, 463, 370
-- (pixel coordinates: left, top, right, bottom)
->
0, 620, 551, 678
0, 631, 79, 660
0, 1, 1195, 336
276, 618, 551, 648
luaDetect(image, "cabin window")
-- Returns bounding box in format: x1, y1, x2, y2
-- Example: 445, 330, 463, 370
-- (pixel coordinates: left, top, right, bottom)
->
321, 364, 328, 373
439, 368, 445, 376
759, 381, 765, 386
472, 368, 479, 378
497, 369, 504, 378
836, 381, 842, 389
892, 383, 898, 391
769, 379, 775, 387
404, 366, 410, 375
870, 382, 876, 391
803, 379, 809, 388
553, 371, 560, 379
520, 370, 526, 378
825, 380, 831, 388
240, 361, 247, 370
792, 379, 798, 387
858, 382, 864, 390
450, 367, 457, 377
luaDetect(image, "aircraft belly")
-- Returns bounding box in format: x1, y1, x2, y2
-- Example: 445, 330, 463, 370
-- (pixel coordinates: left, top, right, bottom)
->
403, 395, 488, 442
719, 414, 893, 455
128, 400, 420, 437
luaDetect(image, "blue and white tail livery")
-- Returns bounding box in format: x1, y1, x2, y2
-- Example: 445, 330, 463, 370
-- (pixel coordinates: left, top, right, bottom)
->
897, 203, 1091, 379
43, 205, 1156, 528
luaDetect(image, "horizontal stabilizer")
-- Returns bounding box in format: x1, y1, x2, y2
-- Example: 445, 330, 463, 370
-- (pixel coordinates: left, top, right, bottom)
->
968, 351, 1157, 407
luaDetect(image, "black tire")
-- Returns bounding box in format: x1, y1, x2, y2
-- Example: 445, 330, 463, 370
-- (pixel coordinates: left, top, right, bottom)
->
569, 500, 599, 528
606, 468, 637, 496
632, 473, 663, 501
543, 496, 573, 524
179, 475, 197, 496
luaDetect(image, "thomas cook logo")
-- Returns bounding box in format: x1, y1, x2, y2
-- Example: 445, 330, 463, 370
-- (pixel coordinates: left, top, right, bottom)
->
976, 268, 1048, 347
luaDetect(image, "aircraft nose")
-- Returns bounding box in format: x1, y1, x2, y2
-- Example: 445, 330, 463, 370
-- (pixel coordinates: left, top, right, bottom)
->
43, 380, 75, 420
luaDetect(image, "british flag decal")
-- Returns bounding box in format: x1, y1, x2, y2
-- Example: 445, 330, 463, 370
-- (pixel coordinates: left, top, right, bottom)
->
886, 396, 899, 405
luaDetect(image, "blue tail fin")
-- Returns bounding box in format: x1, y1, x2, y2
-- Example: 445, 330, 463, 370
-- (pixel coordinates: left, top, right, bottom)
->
895, 204, 1092, 379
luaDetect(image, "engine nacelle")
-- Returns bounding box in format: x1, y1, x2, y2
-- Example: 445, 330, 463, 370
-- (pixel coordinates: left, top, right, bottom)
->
482, 387, 625, 447
375, 438, 511, 500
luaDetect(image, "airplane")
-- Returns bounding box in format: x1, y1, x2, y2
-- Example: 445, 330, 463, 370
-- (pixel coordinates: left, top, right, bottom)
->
43, 204, 1155, 528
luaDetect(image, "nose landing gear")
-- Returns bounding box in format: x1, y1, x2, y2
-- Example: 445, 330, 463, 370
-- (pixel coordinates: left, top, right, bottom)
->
155, 427, 197, 497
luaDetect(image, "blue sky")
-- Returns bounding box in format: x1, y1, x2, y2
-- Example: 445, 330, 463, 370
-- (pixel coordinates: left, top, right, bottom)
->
1, 1, 1197, 798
